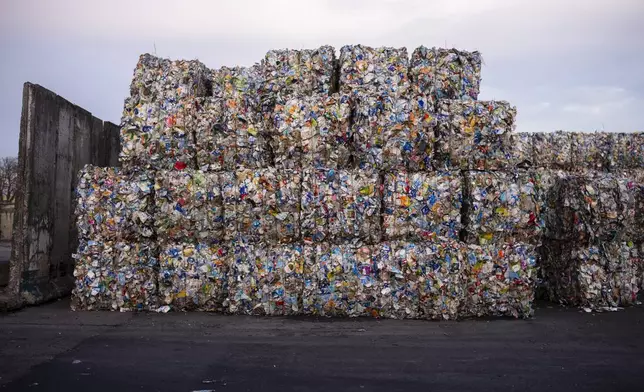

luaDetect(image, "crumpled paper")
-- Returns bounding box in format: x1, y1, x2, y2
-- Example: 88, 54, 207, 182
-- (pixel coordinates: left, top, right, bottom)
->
72, 240, 158, 311
435, 100, 516, 170
352, 92, 436, 170
611, 132, 644, 170
532, 131, 572, 170
75, 165, 154, 241
227, 241, 304, 316
158, 243, 229, 312
462, 242, 537, 318
272, 93, 351, 169
120, 54, 210, 170
464, 171, 542, 245
302, 243, 378, 317
541, 239, 639, 311
154, 170, 224, 242
339, 45, 410, 97
223, 168, 301, 243
409, 47, 482, 101
300, 168, 382, 244
383, 171, 462, 241
570, 132, 613, 172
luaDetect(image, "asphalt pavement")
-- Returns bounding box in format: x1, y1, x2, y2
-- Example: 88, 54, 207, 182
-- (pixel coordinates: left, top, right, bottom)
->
1, 298, 643, 392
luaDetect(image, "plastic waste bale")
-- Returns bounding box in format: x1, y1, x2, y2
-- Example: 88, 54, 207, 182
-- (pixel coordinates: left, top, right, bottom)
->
352, 93, 436, 171
338, 45, 410, 97
272, 93, 351, 169
415, 240, 466, 320
120, 54, 211, 170
75, 165, 154, 241
464, 171, 542, 245
224, 168, 301, 243
72, 240, 158, 311
302, 243, 378, 317
154, 170, 225, 243
299, 46, 337, 95
409, 47, 482, 101
532, 131, 572, 169
300, 168, 382, 244
383, 171, 462, 241
158, 243, 229, 312
611, 132, 644, 169
511, 132, 534, 168
211, 65, 263, 122
570, 132, 613, 172
191, 97, 272, 171
374, 241, 420, 319
617, 176, 644, 242
227, 242, 304, 316
114, 242, 159, 312
541, 240, 639, 311
462, 242, 537, 318
544, 173, 627, 242
435, 100, 516, 170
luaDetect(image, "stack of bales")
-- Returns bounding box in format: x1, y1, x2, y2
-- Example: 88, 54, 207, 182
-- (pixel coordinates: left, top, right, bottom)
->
72, 46, 643, 318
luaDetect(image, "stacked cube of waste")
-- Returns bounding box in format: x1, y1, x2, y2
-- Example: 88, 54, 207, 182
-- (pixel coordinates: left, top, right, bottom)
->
71, 47, 643, 317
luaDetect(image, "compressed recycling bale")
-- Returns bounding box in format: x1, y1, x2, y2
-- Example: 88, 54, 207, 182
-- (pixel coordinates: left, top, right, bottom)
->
338, 45, 410, 97
158, 243, 229, 312
464, 171, 542, 245
272, 93, 351, 169
544, 173, 627, 242
299, 46, 337, 95
129, 54, 211, 103
409, 47, 482, 101
415, 240, 466, 320
352, 93, 436, 171
262, 46, 335, 97
435, 100, 516, 170
300, 169, 382, 244
302, 243, 378, 317
120, 54, 211, 169
154, 170, 225, 242
532, 131, 572, 169
75, 165, 154, 241
611, 132, 644, 169
191, 97, 272, 171
211, 65, 263, 121
617, 176, 644, 242
223, 168, 301, 243
374, 241, 420, 319
383, 171, 462, 241
570, 132, 613, 171
227, 242, 304, 316
72, 240, 158, 311
462, 242, 537, 318
541, 240, 640, 310
511, 132, 534, 168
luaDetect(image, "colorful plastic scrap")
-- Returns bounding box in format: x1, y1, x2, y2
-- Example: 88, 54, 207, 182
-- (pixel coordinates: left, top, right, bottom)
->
351, 93, 436, 171
302, 243, 378, 317
374, 241, 420, 319
75, 165, 154, 241
435, 100, 516, 170
531, 131, 572, 170
383, 171, 462, 241
409, 46, 482, 101
158, 242, 229, 312
570, 131, 613, 172
338, 45, 410, 97
300, 168, 382, 244
464, 171, 542, 245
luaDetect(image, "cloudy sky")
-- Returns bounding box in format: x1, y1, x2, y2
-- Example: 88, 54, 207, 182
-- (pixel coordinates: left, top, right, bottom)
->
1, 0, 643, 158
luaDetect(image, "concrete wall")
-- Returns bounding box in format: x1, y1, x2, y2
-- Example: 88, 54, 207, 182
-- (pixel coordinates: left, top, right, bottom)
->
1, 83, 120, 308
0, 203, 14, 241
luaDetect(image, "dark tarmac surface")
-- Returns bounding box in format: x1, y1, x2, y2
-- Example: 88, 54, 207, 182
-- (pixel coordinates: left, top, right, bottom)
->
1, 299, 643, 392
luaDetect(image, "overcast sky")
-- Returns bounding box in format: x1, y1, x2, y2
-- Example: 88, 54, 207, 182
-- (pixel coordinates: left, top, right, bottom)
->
1, 0, 643, 158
